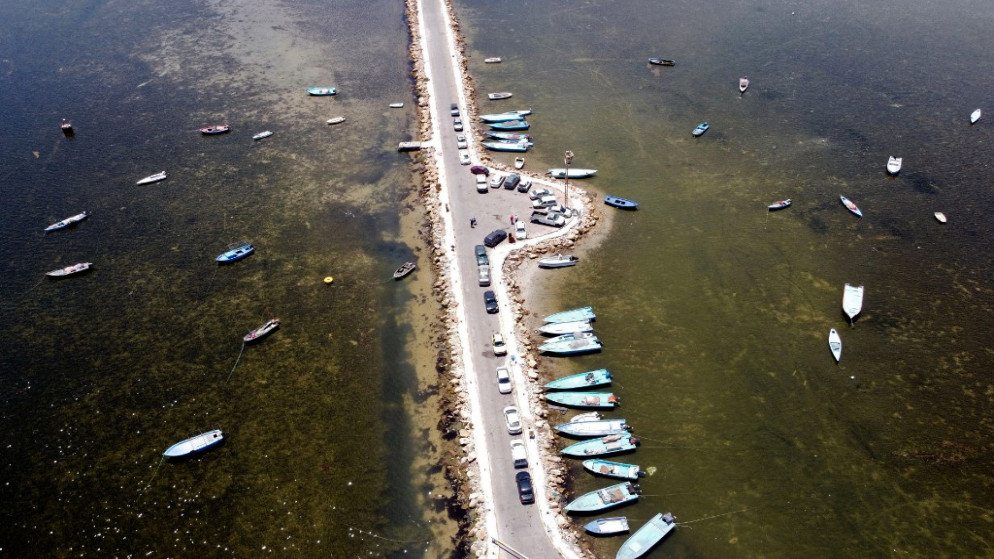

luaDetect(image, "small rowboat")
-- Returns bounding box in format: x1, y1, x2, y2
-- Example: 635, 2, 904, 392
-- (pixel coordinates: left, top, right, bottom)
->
887, 156, 902, 175
244, 318, 280, 343
46, 262, 92, 278
327, 116, 346, 125
842, 283, 864, 326
389, 102, 404, 108
307, 87, 337, 96
538, 254, 579, 269
488, 92, 512, 100
45, 211, 89, 232
647, 58, 675, 66
585, 517, 629, 535
136, 171, 167, 185
616, 513, 677, 559
840, 195, 863, 217
393, 261, 416, 279
200, 124, 230, 135
739, 76, 749, 93
768, 199, 791, 211
605, 195, 639, 210
514, 157, 524, 169
829, 328, 842, 363
583, 459, 644, 480
692, 122, 710, 136
484, 57, 502, 63
163, 429, 224, 458
61, 118, 73, 132
252, 131, 274, 140
565, 482, 640, 513
934, 212, 947, 223
487, 131, 531, 141
547, 168, 596, 179
971, 109, 981, 124
482, 141, 530, 152
216, 241, 255, 264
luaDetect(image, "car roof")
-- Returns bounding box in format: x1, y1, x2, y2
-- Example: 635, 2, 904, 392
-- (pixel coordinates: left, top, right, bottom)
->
516, 471, 531, 480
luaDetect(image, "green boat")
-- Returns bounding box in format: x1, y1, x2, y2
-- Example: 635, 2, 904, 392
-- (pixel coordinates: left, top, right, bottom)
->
545, 392, 618, 409
565, 482, 640, 513
561, 434, 639, 458
582, 459, 644, 480
544, 369, 612, 390
616, 512, 676, 559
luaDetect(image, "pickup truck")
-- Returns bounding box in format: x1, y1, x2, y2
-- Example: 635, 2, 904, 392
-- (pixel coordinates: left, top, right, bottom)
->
531, 211, 566, 227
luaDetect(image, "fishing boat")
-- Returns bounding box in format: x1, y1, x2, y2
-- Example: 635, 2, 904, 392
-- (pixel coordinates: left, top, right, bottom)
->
583, 459, 645, 480
538, 254, 579, 269
389, 102, 404, 108
604, 195, 639, 210
692, 122, 710, 136
564, 482, 640, 513
647, 58, 675, 66
163, 429, 224, 458
200, 124, 230, 135
216, 241, 255, 263
546, 392, 619, 409
252, 131, 274, 140
538, 319, 592, 336
829, 328, 842, 363
487, 131, 532, 141
571, 412, 602, 423
480, 111, 531, 123
46, 262, 92, 278
554, 418, 629, 438
585, 517, 630, 535
540, 338, 602, 355
307, 87, 337, 96
514, 157, 525, 169
561, 434, 639, 458
482, 141, 530, 152
393, 261, 417, 279
488, 92, 512, 100
934, 212, 947, 223
768, 199, 791, 211
484, 57, 502, 63
244, 318, 280, 343
616, 513, 677, 559
840, 195, 863, 217
842, 283, 864, 325
45, 211, 89, 232
739, 76, 749, 93
488, 120, 529, 131
545, 332, 598, 345
547, 168, 597, 179
136, 171, 167, 185
545, 369, 613, 391
326, 116, 346, 125
543, 306, 596, 323
971, 109, 982, 124
887, 156, 902, 175
61, 118, 73, 132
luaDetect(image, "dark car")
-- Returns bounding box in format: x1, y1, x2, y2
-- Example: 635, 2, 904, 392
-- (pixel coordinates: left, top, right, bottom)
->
483, 229, 508, 248
474, 244, 489, 266
515, 471, 534, 504
484, 290, 499, 314
470, 165, 490, 176
450, 103, 459, 117
504, 173, 520, 190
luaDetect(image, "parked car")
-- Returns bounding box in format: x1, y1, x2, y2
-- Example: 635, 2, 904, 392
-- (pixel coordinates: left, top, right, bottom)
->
470, 165, 490, 176
483, 229, 508, 248
532, 195, 559, 209
531, 211, 566, 228
453, 117, 463, 131
450, 103, 460, 117
528, 188, 552, 200
510, 439, 528, 468
515, 471, 535, 504
484, 290, 499, 313
496, 366, 512, 394
504, 173, 520, 190
492, 333, 508, 356
459, 150, 470, 165
456, 134, 468, 149
478, 264, 491, 286
514, 220, 527, 239
490, 174, 505, 189
517, 179, 532, 194
503, 406, 522, 434
474, 245, 489, 266
476, 173, 488, 193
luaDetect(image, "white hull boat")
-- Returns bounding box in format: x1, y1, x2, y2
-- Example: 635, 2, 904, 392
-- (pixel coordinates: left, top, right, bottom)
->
538, 254, 579, 269
547, 168, 597, 179
538, 320, 593, 336
887, 156, 902, 175
244, 318, 280, 343
327, 116, 346, 125
842, 283, 864, 325
163, 429, 224, 458
484, 57, 502, 63
971, 109, 982, 124
829, 329, 842, 363
46, 262, 92, 278
514, 157, 524, 169
934, 212, 947, 223
739, 76, 749, 93
136, 171, 167, 185
45, 211, 89, 232
252, 131, 274, 140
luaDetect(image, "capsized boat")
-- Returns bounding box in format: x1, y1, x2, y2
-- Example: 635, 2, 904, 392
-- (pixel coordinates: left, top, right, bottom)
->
547, 168, 597, 179
136, 171, 167, 185
393, 261, 417, 279
307, 87, 337, 96
45, 211, 89, 232
692, 122, 710, 136
545, 369, 613, 391
829, 328, 842, 363
605, 195, 639, 210
46, 262, 92, 278
934, 212, 947, 223
647, 58, 675, 66
252, 131, 274, 140
244, 318, 280, 343
163, 429, 224, 458
561, 434, 639, 458
488, 120, 529, 131
216, 241, 255, 263
543, 306, 596, 323
768, 199, 792, 211
540, 337, 602, 355
538, 319, 592, 336
585, 517, 630, 535
565, 482, 640, 513
546, 392, 619, 409
554, 418, 629, 438
538, 254, 579, 269
971, 109, 982, 124
616, 512, 677, 559
840, 195, 863, 217
482, 140, 530, 152
739, 76, 749, 93
487, 131, 532, 141
488, 92, 512, 100
843, 283, 864, 325
200, 124, 230, 135
583, 459, 644, 480
887, 156, 902, 175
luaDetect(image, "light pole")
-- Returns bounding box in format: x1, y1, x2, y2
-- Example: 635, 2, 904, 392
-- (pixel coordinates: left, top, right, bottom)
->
564, 150, 574, 211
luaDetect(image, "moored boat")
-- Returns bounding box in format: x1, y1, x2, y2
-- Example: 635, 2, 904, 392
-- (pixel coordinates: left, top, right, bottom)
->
616, 512, 677, 559
488, 120, 529, 131
585, 517, 630, 535
393, 261, 417, 279
565, 482, 640, 513
768, 199, 791, 211
136, 171, 167, 185
840, 195, 863, 217
544, 331, 598, 345
244, 318, 280, 343
200, 124, 230, 135
604, 195, 639, 210
488, 92, 513, 100
829, 328, 842, 363
554, 418, 629, 438
843, 283, 864, 325
326, 116, 346, 125
252, 131, 274, 140
484, 57, 502, 63
692, 122, 710, 136
307, 87, 337, 96
480, 111, 530, 123
540, 338, 602, 355
538, 254, 579, 269
887, 156, 902, 175
482, 141, 530, 152
45, 211, 89, 232
388, 102, 404, 108
163, 429, 224, 458
583, 459, 645, 480
216, 241, 255, 263
971, 109, 982, 124
934, 212, 947, 223
561, 434, 639, 458
547, 168, 597, 179
647, 57, 675, 66
545, 369, 613, 391
538, 319, 592, 336
514, 157, 525, 169
487, 131, 532, 141
546, 392, 619, 409
739, 76, 749, 93
46, 262, 92, 278
543, 306, 596, 323
571, 411, 602, 423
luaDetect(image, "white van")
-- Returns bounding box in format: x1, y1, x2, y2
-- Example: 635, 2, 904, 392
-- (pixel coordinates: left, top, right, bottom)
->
510, 439, 527, 468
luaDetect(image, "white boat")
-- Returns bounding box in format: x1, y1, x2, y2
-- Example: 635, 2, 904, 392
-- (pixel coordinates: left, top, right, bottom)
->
585, 516, 630, 535
842, 283, 864, 325
136, 171, 167, 185
739, 76, 749, 93
538, 254, 579, 269
46, 262, 92, 278
547, 168, 597, 179
488, 92, 512, 100
163, 429, 224, 458
887, 156, 902, 175
484, 57, 502, 63
244, 318, 280, 343
829, 329, 842, 363
538, 320, 594, 336
571, 411, 602, 422
252, 131, 274, 140
389, 102, 404, 108
326, 116, 346, 125
971, 109, 982, 124
45, 211, 89, 232
514, 157, 524, 169
934, 212, 947, 223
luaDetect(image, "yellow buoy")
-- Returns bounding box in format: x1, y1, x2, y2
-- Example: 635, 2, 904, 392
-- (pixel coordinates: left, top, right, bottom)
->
323, 276, 334, 284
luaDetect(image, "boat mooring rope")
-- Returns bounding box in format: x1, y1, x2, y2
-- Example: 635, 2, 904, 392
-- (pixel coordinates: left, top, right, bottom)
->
203, 267, 219, 297
226, 342, 246, 383
142, 456, 166, 491
677, 507, 753, 526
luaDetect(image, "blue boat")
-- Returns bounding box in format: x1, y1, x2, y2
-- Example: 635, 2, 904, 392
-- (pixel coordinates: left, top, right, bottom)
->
163, 429, 224, 458
306, 87, 337, 96
543, 306, 596, 323
692, 121, 710, 136
488, 120, 529, 131
565, 482, 640, 513
605, 195, 639, 210
582, 459, 645, 480
546, 391, 619, 409
486, 131, 531, 141
554, 418, 629, 438
480, 111, 529, 123
482, 141, 531, 152
539, 337, 602, 355
561, 434, 639, 458
544, 369, 613, 390
616, 512, 677, 559
216, 241, 255, 263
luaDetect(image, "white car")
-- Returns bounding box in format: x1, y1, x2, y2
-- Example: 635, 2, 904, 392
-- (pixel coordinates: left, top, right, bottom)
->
532, 195, 558, 209
456, 134, 468, 149
503, 406, 522, 434
528, 188, 552, 200
514, 220, 527, 240
492, 332, 507, 356
458, 150, 471, 165
510, 439, 528, 468
496, 366, 512, 394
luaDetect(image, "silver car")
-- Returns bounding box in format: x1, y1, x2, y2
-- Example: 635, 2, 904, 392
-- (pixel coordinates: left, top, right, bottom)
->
456, 134, 468, 149
459, 149, 470, 165
503, 406, 522, 434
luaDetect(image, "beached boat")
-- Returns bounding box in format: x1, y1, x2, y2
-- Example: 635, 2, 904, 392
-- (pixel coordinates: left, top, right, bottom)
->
768, 199, 791, 211
45, 211, 89, 232
200, 124, 230, 135
739, 76, 749, 93
543, 306, 596, 323
604, 195, 639, 210
538, 254, 579, 269
514, 157, 525, 169
136, 171, 167, 185
488, 120, 529, 131
647, 58, 675, 66
585, 517, 630, 535
216, 241, 255, 264
484, 57, 502, 63
538, 320, 592, 336
252, 131, 274, 140
488, 92, 512, 100
244, 318, 280, 343
307, 87, 336, 96
546, 392, 619, 409
393, 261, 416, 279
887, 156, 902, 175
561, 434, 639, 458
583, 459, 645, 480
571, 411, 602, 423
389, 102, 404, 108
326, 116, 346, 125
482, 141, 530, 152
616, 512, 677, 559
840, 195, 863, 217
487, 131, 531, 141
545, 369, 613, 391
163, 429, 224, 458
971, 109, 982, 124
480, 111, 530, 123
934, 212, 947, 223
565, 482, 640, 513
829, 328, 842, 363
692, 122, 710, 136
547, 168, 597, 179
46, 262, 92, 278
843, 283, 864, 325
555, 418, 629, 438
540, 337, 602, 355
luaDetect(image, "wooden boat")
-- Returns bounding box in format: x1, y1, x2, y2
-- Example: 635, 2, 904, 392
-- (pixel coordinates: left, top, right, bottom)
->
326, 116, 346, 125
307, 87, 337, 96
163, 429, 224, 458
60, 118, 73, 132
739, 76, 749, 93
488, 120, 529, 131
538, 320, 592, 336
583, 459, 644, 480
488, 92, 513, 100
540, 337, 602, 355
388, 102, 404, 108
840, 195, 863, 217
565, 482, 640, 513
616, 512, 677, 559
843, 283, 864, 325
252, 131, 274, 140
136, 171, 167, 185
971, 109, 982, 124
200, 124, 230, 135
487, 131, 531, 141
934, 212, 947, 223
393, 261, 417, 279
482, 141, 530, 152
692, 122, 710, 136
538, 254, 579, 269
887, 156, 902, 175
484, 57, 502, 63
244, 318, 280, 343
514, 157, 525, 169
554, 418, 629, 438
768, 199, 791, 211
604, 195, 639, 210
46, 262, 92, 278
545, 369, 613, 391
543, 306, 596, 323
829, 328, 842, 363
45, 211, 89, 232
585, 517, 630, 535
546, 392, 619, 409
480, 112, 530, 123
561, 434, 639, 458
647, 58, 675, 66
216, 241, 255, 263
571, 412, 602, 423
547, 168, 597, 179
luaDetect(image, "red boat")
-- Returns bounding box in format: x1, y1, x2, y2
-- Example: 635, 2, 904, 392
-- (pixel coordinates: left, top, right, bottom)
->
200, 124, 231, 135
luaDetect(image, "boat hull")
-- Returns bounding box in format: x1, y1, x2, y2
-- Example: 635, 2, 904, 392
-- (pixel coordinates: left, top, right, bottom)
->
539, 338, 602, 354
547, 168, 597, 179
842, 283, 864, 324
546, 392, 618, 409
585, 517, 630, 535
538, 255, 579, 268
252, 131, 274, 140
565, 482, 639, 513
840, 195, 863, 217
482, 141, 529, 152
136, 171, 167, 185
543, 306, 596, 323
163, 429, 224, 458
616, 513, 676, 559
561, 434, 638, 458
216, 243, 255, 263
554, 418, 629, 437
768, 199, 791, 211
605, 196, 638, 209
582, 459, 643, 480
829, 328, 842, 362
648, 58, 675, 66
45, 211, 89, 232
545, 369, 613, 390
488, 120, 529, 131
244, 319, 280, 343
46, 262, 93, 278
307, 87, 337, 96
